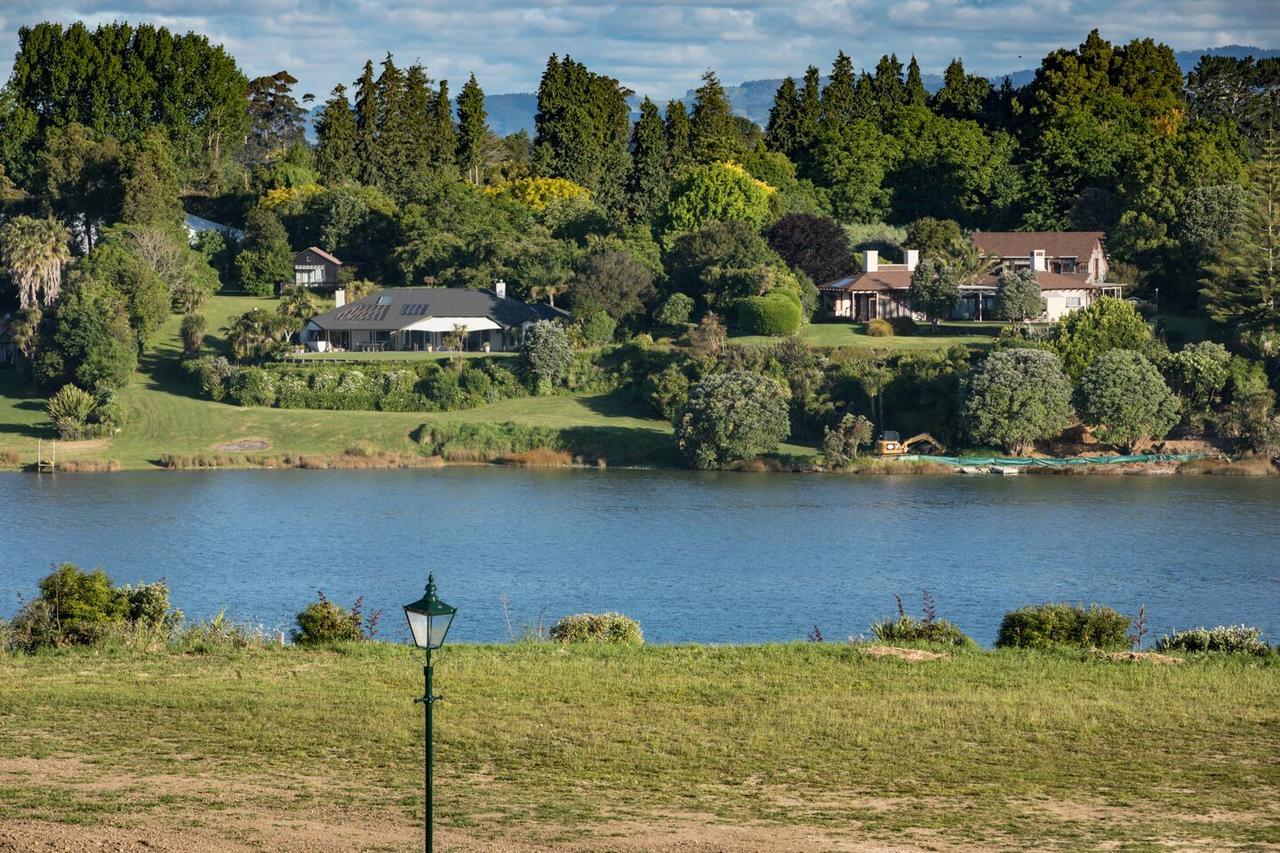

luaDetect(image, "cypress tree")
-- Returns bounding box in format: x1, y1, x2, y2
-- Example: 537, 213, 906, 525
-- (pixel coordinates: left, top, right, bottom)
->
533, 53, 630, 208
821, 51, 856, 129
375, 53, 411, 191
665, 99, 693, 168
627, 96, 669, 222
852, 72, 876, 120
905, 56, 927, 107
353, 60, 379, 186
873, 54, 906, 112
314, 84, 357, 184
456, 73, 488, 184
690, 70, 741, 163
403, 63, 433, 168
428, 79, 458, 169
766, 77, 801, 157
797, 66, 822, 153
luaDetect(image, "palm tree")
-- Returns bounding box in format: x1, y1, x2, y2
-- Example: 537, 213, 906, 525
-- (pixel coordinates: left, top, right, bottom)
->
0, 216, 72, 309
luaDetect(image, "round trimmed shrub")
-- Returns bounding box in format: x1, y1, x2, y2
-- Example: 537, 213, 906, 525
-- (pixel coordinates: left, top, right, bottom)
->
549, 612, 643, 645
866, 318, 894, 337
996, 604, 1130, 650
736, 290, 802, 336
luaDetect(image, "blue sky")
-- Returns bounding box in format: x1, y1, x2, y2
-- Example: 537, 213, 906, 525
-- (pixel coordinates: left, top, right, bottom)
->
2, 1, 1278, 100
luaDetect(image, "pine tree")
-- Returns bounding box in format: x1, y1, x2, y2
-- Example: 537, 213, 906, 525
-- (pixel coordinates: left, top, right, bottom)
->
905, 56, 927, 107
873, 54, 906, 112
821, 51, 857, 129
797, 66, 822, 155
353, 60, 379, 186
314, 84, 357, 184
375, 53, 411, 192
428, 79, 458, 170
627, 97, 669, 222
665, 100, 693, 168
403, 63, 433, 168
455, 73, 488, 184
1202, 132, 1280, 345
690, 70, 741, 163
766, 77, 801, 157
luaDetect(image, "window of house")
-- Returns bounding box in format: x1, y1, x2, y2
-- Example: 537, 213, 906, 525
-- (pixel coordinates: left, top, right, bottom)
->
1066, 296, 1082, 308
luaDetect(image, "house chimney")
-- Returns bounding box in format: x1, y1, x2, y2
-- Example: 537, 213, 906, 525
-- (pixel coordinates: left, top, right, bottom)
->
1030, 250, 1047, 272
334, 288, 346, 308
903, 249, 919, 271
863, 250, 879, 273
493, 279, 507, 299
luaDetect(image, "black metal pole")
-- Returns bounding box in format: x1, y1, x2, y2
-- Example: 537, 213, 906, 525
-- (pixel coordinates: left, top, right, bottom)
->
425, 647, 433, 853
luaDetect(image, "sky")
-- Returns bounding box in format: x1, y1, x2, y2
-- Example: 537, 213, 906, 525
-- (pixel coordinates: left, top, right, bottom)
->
1, 0, 1278, 101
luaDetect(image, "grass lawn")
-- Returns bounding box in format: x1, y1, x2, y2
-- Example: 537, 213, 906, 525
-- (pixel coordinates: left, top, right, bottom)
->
0, 293, 689, 470
0, 643, 1275, 850
732, 321, 1000, 351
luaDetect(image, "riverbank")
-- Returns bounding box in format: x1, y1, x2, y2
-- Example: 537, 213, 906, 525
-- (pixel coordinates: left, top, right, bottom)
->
1, 643, 1276, 851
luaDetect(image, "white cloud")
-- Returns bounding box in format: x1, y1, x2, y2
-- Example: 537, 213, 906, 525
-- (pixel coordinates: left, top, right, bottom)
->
0, 0, 1276, 103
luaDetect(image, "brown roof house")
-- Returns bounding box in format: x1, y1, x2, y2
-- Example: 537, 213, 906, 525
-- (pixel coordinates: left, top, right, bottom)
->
292, 247, 344, 289
819, 232, 1123, 323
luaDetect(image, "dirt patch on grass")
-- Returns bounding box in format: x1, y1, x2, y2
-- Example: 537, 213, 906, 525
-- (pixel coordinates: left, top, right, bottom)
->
857, 645, 946, 662
213, 437, 271, 452
1101, 651, 1184, 665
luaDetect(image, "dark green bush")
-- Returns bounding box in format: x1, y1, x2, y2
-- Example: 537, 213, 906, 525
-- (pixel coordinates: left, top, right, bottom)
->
736, 291, 803, 336
866, 318, 894, 337
887, 316, 918, 335
549, 612, 644, 645
6, 564, 175, 651
996, 603, 1130, 650
291, 592, 367, 645
415, 421, 564, 460
228, 367, 277, 406
1156, 626, 1272, 656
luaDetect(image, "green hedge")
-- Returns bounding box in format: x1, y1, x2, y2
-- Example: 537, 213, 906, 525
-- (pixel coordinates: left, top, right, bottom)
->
736, 291, 803, 336
996, 603, 1130, 650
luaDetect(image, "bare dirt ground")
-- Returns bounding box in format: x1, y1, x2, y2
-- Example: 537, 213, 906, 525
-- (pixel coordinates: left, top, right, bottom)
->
213, 437, 272, 452
854, 645, 946, 662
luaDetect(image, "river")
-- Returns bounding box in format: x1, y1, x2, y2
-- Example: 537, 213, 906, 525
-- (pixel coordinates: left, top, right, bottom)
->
1, 469, 1277, 645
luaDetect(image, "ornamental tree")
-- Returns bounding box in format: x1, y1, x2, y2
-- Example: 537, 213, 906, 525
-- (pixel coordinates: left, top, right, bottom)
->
823, 413, 874, 468
520, 320, 572, 392
674, 371, 790, 469
1076, 350, 1180, 451
908, 258, 960, 328
994, 268, 1047, 324
764, 212, 854, 285
959, 349, 1075, 455
663, 162, 773, 233
1052, 296, 1153, 379
1164, 340, 1230, 415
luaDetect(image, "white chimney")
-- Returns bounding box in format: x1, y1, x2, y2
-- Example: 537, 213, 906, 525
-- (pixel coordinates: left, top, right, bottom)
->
493, 279, 507, 299
863, 250, 879, 273
334, 288, 346, 308
903, 249, 919, 271
1030, 250, 1047, 272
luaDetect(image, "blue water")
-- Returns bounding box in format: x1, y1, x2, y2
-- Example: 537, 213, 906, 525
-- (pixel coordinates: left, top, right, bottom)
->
1, 469, 1277, 645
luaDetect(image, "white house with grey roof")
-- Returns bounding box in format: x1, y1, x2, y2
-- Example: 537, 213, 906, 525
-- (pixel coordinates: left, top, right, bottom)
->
302, 282, 566, 353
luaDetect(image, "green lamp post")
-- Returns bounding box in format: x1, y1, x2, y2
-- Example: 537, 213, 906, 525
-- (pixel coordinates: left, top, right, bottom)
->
403, 575, 456, 853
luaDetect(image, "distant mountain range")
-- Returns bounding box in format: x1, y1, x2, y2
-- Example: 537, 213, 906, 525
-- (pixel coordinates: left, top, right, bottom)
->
304, 45, 1280, 141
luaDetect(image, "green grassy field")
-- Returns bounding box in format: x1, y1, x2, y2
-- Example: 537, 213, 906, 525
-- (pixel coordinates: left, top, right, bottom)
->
732, 321, 1000, 350
0, 643, 1275, 850
0, 294, 711, 470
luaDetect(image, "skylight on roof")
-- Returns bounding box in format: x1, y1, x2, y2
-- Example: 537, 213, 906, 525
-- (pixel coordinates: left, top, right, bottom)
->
377, 296, 392, 305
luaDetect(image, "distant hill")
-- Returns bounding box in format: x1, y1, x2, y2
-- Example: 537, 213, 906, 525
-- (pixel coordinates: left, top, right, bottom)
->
303, 46, 1280, 143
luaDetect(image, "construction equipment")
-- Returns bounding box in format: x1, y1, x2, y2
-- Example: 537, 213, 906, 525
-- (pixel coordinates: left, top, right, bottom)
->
874, 431, 945, 456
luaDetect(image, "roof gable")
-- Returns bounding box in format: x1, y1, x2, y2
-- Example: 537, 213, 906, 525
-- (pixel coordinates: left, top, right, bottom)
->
296, 246, 343, 266
309, 287, 566, 331
970, 231, 1103, 260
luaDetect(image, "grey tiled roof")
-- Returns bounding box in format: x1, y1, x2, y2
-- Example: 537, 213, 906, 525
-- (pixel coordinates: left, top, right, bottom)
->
308, 287, 567, 331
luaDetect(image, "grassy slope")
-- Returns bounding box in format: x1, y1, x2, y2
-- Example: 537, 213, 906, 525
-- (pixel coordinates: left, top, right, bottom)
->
732, 321, 1000, 350
0, 294, 711, 469
0, 643, 1275, 849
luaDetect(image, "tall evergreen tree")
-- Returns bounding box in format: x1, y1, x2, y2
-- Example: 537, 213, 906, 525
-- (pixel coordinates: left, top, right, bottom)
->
314, 84, 357, 184
244, 70, 305, 162
455, 73, 488, 184
665, 100, 693, 168
375, 53, 412, 192
403, 63, 434, 168
428, 79, 458, 170
873, 54, 906, 112
627, 97, 669, 223
931, 58, 991, 120
121, 128, 182, 226
797, 66, 822, 155
821, 51, 857, 129
905, 56, 927, 107
353, 61, 379, 186
690, 70, 741, 163
1202, 132, 1280, 345
766, 77, 801, 157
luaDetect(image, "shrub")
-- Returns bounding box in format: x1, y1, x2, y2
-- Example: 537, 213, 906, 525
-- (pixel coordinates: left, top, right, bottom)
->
675, 371, 791, 469
960, 349, 1075, 455
291, 591, 371, 645
823, 413, 874, 468
521, 320, 573, 392
228, 367, 277, 407
643, 363, 691, 421
870, 592, 975, 647
1076, 350, 1179, 452
549, 612, 644, 645
887, 316, 918, 335
1156, 625, 1271, 656
655, 292, 694, 327
180, 313, 207, 358
415, 421, 563, 460
1052, 296, 1154, 379
6, 563, 175, 651
578, 311, 617, 346
996, 604, 1131, 650
866, 318, 894, 337
46, 383, 97, 439
736, 290, 802, 336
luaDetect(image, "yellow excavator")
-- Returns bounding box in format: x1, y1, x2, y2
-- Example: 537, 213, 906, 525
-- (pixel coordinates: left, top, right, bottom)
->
874, 431, 946, 457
